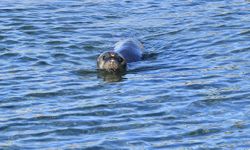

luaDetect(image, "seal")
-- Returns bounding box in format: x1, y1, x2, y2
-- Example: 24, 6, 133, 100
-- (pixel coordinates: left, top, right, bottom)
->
97, 39, 143, 72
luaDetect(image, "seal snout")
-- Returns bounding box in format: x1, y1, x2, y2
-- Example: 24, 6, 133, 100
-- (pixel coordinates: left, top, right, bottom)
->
109, 58, 117, 65
106, 58, 119, 71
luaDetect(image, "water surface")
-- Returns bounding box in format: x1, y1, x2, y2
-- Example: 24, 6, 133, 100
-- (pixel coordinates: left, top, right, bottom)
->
1, 0, 250, 149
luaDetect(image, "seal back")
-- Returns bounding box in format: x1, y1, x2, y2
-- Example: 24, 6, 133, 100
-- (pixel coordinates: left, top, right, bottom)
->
114, 39, 143, 63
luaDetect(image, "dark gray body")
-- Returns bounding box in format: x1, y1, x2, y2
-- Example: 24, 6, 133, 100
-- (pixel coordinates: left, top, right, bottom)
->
114, 39, 143, 63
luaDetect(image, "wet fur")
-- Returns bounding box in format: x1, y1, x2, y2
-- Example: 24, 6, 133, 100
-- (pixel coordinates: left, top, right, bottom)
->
97, 39, 143, 72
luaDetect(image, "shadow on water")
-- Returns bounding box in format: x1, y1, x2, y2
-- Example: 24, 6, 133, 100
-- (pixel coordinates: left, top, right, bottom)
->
97, 70, 125, 82
74, 67, 125, 82
142, 51, 159, 61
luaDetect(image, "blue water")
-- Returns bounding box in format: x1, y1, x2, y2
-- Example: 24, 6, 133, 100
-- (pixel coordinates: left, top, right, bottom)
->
1, 0, 250, 149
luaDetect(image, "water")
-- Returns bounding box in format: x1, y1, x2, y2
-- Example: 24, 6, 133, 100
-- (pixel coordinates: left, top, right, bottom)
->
0, 0, 250, 149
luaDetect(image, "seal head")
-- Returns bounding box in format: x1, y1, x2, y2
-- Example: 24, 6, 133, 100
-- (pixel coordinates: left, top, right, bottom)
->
97, 51, 127, 72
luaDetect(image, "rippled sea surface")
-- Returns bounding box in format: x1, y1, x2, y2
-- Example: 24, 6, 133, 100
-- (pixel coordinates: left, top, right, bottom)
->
1, 0, 250, 149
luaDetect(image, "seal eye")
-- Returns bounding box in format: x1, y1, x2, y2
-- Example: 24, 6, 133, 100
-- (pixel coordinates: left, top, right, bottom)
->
117, 57, 123, 63
102, 55, 109, 60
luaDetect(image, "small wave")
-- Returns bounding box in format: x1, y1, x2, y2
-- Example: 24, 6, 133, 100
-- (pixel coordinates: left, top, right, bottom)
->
0, 52, 20, 58
33, 60, 51, 66
186, 128, 221, 137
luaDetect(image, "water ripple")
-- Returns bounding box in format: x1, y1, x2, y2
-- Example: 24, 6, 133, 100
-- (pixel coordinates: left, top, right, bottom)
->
1, 0, 250, 149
